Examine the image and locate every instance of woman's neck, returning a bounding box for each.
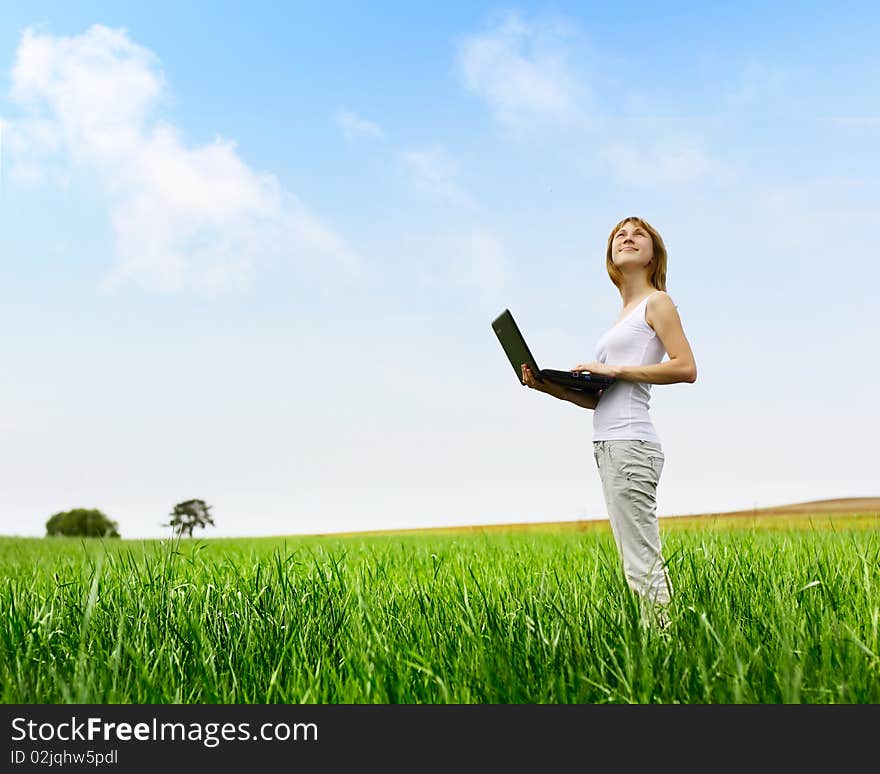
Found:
[618,276,656,307]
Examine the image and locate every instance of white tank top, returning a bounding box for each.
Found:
[592,291,667,442]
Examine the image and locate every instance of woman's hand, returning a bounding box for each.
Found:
[522,363,605,409]
[521,364,557,394]
[571,361,620,378]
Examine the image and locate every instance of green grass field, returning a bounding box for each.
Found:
[2,514,878,703]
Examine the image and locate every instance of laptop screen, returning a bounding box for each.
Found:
[492,308,615,391]
[491,308,541,382]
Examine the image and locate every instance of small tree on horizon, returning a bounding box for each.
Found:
[46,508,120,538]
[164,499,215,538]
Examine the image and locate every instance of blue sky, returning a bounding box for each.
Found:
[1,2,878,538]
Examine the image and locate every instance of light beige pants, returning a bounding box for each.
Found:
[593,439,671,606]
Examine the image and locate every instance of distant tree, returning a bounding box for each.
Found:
[46,508,120,538]
[165,499,215,538]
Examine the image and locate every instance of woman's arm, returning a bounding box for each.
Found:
[626,292,697,384]
[573,293,697,385]
[521,364,602,410]
[553,385,602,410]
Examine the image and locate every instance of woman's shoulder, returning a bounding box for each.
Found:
[645,290,678,329]
[647,289,677,308]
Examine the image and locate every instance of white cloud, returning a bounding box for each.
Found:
[335,108,385,140]
[455,12,740,191]
[600,139,732,187]
[404,227,512,311]
[400,145,474,207]
[456,11,584,134]
[724,59,789,106]
[1,115,64,186]
[7,25,364,293]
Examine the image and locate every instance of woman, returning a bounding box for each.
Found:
[521,216,697,615]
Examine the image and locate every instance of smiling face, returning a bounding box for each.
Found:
[611,220,654,269]
[604,215,668,291]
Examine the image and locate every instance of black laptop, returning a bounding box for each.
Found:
[491,308,616,393]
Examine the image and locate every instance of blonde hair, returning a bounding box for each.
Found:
[605,216,667,291]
